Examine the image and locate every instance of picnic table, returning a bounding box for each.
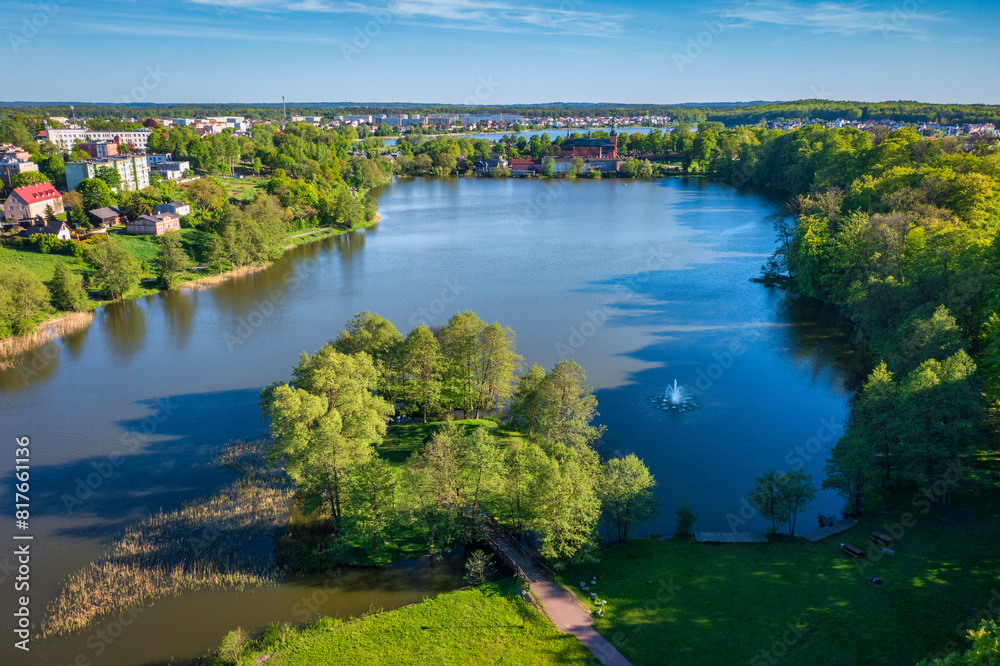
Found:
[868,532,894,547]
[840,543,865,559]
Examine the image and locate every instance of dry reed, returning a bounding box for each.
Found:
[0,311,94,370]
[181,264,270,291]
[42,440,292,637]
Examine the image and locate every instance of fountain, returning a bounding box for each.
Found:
[651,379,698,412]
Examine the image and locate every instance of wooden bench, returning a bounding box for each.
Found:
[868,532,894,547]
[840,543,864,559]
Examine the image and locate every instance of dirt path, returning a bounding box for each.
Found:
[487,525,631,666]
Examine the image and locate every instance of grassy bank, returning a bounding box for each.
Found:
[557,491,1000,665]
[42,441,292,637]
[207,578,596,666]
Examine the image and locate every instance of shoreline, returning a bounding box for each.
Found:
[0,218,378,369]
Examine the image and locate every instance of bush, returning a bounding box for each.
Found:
[464,550,497,586]
[216,627,249,663]
[675,504,697,537]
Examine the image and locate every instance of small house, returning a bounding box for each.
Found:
[155,200,191,216]
[87,206,126,228]
[16,218,73,241]
[126,212,180,236]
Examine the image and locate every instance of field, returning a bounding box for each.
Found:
[0,245,81,282]
[557,492,1000,665]
[210,578,596,666]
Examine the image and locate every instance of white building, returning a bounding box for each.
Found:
[66,155,151,192]
[45,128,153,152]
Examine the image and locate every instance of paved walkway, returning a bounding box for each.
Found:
[487,526,631,666]
[801,519,857,542]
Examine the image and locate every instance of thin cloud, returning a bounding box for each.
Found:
[718,0,943,36]
[183,0,628,37]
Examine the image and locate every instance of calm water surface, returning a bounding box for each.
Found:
[0,177,862,664]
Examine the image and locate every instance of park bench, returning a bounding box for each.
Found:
[840,543,864,559]
[868,532,894,547]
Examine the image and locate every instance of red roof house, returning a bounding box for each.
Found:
[4,182,64,223]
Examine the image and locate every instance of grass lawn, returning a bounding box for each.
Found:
[213,175,265,201]
[0,246,82,282]
[216,579,596,666]
[558,492,1000,666]
[378,418,515,465]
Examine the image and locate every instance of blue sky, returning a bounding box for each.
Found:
[2,0,998,104]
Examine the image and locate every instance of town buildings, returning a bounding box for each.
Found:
[79,141,120,159]
[0,144,39,192]
[2,183,64,223]
[66,155,151,192]
[44,128,153,152]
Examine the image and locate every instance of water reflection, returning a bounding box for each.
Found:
[103,299,147,359]
[0,341,59,391]
[161,289,195,346]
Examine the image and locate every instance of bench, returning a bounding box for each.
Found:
[868,532,894,547]
[840,543,864,559]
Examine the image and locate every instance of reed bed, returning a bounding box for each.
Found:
[42,440,292,637]
[181,264,270,291]
[0,311,93,369]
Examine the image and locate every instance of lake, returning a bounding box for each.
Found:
[0,176,862,664]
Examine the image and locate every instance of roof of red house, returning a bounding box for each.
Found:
[12,182,61,203]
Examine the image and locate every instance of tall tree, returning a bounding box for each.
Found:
[261,346,393,534]
[50,263,88,312]
[440,311,485,415]
[536,360,605,451]
[333,311,403,398]
[344,457,396,557]
[510,364,546,435]
[748,469,787,535]
[598,454,661,543]
[777,468,816,536]
[475,322,521,417]
[155,234,194,289]
[86,237,141,300]
[401,325,444,423]
[0,267,50,336]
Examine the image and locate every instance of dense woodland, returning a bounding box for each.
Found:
[261,311,661,567]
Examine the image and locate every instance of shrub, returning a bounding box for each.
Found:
[675,504,697,537]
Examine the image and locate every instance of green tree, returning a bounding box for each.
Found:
[475,322,521,417]
[533,449,600,561]
[333,311,403,398]
[11,171,50,188]
[155,234,194,289]
[776,468,816,536]
[261,346,393,534]
[76,178,116,210]
[823,431,883,515]
[50,263,88,312]
[920,620,1000,665]
[440,311,486,414]
[748,469,787,535]
[510,364,546,435]
[86,236,141,300]
[463,550,496,585]
[0,267,50,336]
[675,503,697,537]
[344,457,396,557]
[598,454,661,543]
[536,360,605,451]
[401,325,444,423]
[95,165,122,190]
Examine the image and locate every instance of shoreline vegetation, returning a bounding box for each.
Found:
[0,310,92,370]
[0,215,376,368]
[41,440,292,637]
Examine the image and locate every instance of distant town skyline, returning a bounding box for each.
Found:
[3,0,999,105]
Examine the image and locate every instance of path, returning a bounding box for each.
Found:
[695,531,768,543]
[801,519,857,542]
[486,525,631,666]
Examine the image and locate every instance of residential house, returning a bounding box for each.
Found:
[16,218,73,240]
[146,153,173,168]
[0,143,39,191]
[66,155,150,193]
[126,212,180,235]
[3,183,64,223]
[155,201,191,216]
[474,157,509,175]
[508,158,540,176]
[87,206,126,228]
[151,161,191,181]
[560,134,618,159]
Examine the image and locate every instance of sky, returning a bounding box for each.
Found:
[2,0,999,105]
